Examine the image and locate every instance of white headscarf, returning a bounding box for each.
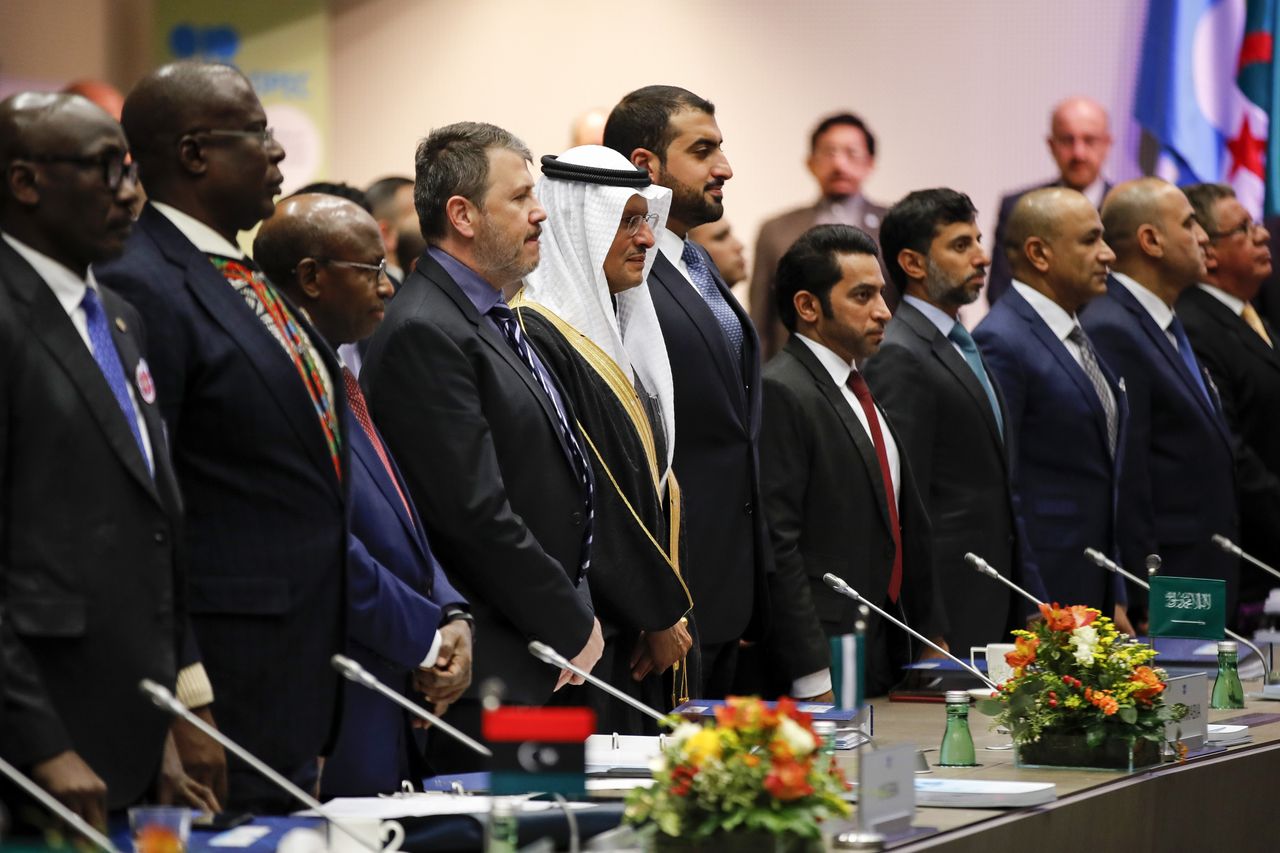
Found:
[523,145,676,477]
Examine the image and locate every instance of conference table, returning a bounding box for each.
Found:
[852,685,1280,852]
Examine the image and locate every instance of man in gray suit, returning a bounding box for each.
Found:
[750,113,890,360]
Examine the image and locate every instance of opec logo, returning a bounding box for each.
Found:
[168,23,240,61]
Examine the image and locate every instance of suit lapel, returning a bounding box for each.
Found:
[350,421,429,560]
[1194,288,1280,374]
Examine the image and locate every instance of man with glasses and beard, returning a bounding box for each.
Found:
[863,189,1045,660]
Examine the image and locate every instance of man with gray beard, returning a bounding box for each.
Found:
[862,189,1046,660]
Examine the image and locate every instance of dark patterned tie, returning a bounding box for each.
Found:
[681,240,743,363]
[948,321,1004,439]
[846,370,902,602]
[490,302,593,579]
[1067,324,1118,457]
[82,288,151,475]
[342,367,413,520]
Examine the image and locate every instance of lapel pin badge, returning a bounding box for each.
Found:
[135,358,157,405]
[115,316,127,333]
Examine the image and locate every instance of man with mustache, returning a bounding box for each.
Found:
[863,188,1046,659]
[96,61,346,812]
[361,123,602,772]
[973,188,1133,631]
[760,225,944,700]
[988,97,1114,304]
[606,87,772,698]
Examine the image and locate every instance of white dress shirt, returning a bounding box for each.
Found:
[1012,280,1086,368]
[1197,282,1246,315]
[657,226,696,289]
[1112,271,1178,349]
[2,232,154,470]
[789,333,902,698]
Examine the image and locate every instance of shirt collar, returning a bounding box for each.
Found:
[1,231,99,315]
[795,332,854,385]
[903,293,961,337]
[1196,282,1246,315]
[1011,280,1078,341]
[151,201,245,259]
[657,226,686,269]
[1112,270,1174,331]
[428,245,504,315]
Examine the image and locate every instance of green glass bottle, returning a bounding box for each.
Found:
[937,690,977,766]
[485,797,519,852]
[1210,640,1245,710]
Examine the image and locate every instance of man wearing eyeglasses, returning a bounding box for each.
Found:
[988,97,1114,305]
[1179,183,1280,616]
[0,92,217,826]
[96,61,348,813]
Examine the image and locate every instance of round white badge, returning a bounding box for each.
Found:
[135,358,157,405]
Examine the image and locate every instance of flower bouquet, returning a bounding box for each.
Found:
[977,603,1187,770]
[623,697,851,851]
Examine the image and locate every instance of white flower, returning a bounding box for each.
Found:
[669,721,701,748]
[777,715,817,756]
[1070,625,1099,665]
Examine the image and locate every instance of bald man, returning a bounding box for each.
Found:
[254,195,471,796]
[0,93,215,825]
[1079,178,1239,625]
[973,189,1132,629]
[989,97,1114,304]
[96,61,348,811]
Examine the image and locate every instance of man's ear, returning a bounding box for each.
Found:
[445,195,478,240]
[5,162,40,206]
[896,248,928,284]
[296,258,322,299]
[1136,223,1162,259]
[176,134,209,177]
[794,290,822,324]
[1024,236,1052,274]
[630,149,662,184]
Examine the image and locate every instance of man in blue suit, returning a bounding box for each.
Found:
[255,194,472,796]
[973,188,1132,630]
[1080,178,1240,625]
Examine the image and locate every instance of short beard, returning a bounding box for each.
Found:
[657,166,723,230]
[924,256,980,308]
[474,215,538,285]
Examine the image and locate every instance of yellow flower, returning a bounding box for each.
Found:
[683,727,722,765]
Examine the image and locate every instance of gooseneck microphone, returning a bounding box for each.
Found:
[138,680,382,852]
[821,574,997,691]
[0,755,119,852]
[964,553,1045,607]
[1213,534,1280,582]
[330,654,491,757]
[527,640,670,725]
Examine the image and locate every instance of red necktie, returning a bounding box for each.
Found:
[846,370,903,602]
[342,367,413,520]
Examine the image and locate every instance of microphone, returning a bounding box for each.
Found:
[821,574,997,690]
[1213,534,1280,583]
[527,640,669,725]
[1145,554,1162,579]
[964,553,1044,607]
[0,755,119,852]
[330,655,491,757]
[1083,548,1270,676]
[138,680,381,852]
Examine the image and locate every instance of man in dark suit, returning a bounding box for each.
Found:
[0,93,216,825]
[1080,178,1239,623]
[973,188,1133,629]
[988,97,1114,305]
[751,113,892,360]
[605,86,771,697]
[761,224,944,699]
[863,188,1046,655]
[254,194,472,795]
[95,62,347,812]
[1179,183,1277,610]
[361,122,602,772]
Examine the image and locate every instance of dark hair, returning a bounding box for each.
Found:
[1181,182,1235,235]
[878,188,977,291]
[365,175,412,219]
[810,112,876,157]
[414,122,530,242]
[603,85,715,164]
[291,181,371,212]
[775,224,880,331]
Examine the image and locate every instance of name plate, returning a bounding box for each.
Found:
[1164,673,1208,750]
[858,743,915,833]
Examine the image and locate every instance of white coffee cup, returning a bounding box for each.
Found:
[329,818,404,853]
[970,643,1017,685]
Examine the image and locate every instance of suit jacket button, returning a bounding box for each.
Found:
[744,502,753,515]
[571,512,583,525]
[154,530,166,544]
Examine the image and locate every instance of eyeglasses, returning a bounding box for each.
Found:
[192,127,277,146]
[26,154,138,191]
[1208,218,1257,240]
[319,257,388,280]
[621,213,659,236]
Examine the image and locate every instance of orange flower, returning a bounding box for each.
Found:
[1085,687,1119,716]
[1130,666,1165,704]
[744,754,761,768]
[763,757,814,801]
[1038,603,1099,632]
[1006,635,1039,670]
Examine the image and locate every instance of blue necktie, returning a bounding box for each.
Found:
[947,321,1004,439]
[82,288,151,474]
[1169,314,1211,404]
[681,240,743,363]
[490,302,593,579]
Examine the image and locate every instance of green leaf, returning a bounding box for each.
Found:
[975,697,1004,716]
[1118,707,1137,725]
[1086,725,1107,748]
